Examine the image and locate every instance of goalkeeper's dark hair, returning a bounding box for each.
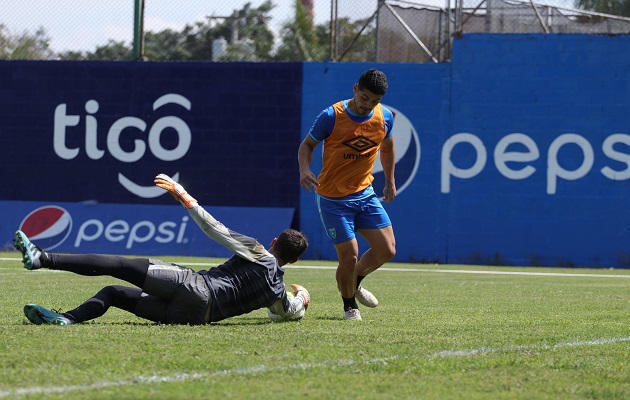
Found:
[357,69,388,95]
[275,229,308,263]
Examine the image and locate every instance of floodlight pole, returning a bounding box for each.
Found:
[133,0,145,60]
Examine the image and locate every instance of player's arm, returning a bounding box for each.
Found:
[380,137,397,202]
[298,108,335,192]
[268,284,311,321]
[298,136,320,192]
[154,174,267,262]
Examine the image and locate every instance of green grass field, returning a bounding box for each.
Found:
[1,250,629,399]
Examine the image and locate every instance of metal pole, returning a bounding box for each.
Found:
[376,0,383,62]
[329,0,335,60]
[132,0,145,60]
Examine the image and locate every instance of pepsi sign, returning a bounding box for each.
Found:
[19,206,73,250]
[2,200,295,257]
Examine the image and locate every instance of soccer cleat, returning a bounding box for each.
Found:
[13,230,43,270]
[344,308,362,321]
[24,304,72,325]
[355,285,378,308]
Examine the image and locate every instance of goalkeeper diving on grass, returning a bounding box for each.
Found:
[14,173,311,325]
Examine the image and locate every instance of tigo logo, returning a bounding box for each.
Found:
[18,206,73,250]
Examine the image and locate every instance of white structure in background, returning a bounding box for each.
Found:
[212,37,227,61]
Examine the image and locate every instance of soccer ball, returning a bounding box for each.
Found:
[268,291,305,322]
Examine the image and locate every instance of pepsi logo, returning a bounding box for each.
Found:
[19,206,73,250]
[372,105,421,197]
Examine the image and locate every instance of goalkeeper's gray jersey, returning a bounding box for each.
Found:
[188,205,288,322]
[199,254,286,322]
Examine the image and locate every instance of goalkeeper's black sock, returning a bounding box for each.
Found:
[356,275,365,288]
[39,250,50,268]
[342,296,358,311]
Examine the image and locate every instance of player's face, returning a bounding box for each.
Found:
[352,84,384,116]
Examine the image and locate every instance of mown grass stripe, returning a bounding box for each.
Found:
[2,335,628,398]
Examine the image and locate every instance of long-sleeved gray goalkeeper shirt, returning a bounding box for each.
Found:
[187,205,304,322]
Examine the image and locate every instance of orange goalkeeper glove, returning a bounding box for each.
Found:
[154,173,198,209]
[291,284,310,310]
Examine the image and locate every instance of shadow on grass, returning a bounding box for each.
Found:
[19,315,343,326]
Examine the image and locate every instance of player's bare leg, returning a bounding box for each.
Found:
[335,239,359,297]
[334,238,361,320]
[354,226,396,307]
[356,226,396,276]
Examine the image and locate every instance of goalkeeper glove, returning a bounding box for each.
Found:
[290,284,310,309]
[154,173,198,209]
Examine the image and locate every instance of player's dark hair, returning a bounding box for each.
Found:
[357,69,388,95]
[275,229,308,263]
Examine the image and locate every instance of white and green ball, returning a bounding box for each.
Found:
[268,292,305,322]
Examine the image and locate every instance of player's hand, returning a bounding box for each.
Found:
[291,284,310,309]
[154,173,198,209]
[299,169,319,192]
[383,182,397,202]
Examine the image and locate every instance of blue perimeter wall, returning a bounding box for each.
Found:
[1,34,629,267]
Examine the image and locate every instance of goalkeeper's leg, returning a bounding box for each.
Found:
[62,285,144,323]
[45,253,150,288]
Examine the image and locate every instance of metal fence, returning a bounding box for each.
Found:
[2,0,630,62]
[375,0,630,62]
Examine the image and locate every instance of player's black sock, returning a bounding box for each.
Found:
[342,296,358,311]
[356,275,365,288]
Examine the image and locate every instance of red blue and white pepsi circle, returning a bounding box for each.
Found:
[19,206,73,250]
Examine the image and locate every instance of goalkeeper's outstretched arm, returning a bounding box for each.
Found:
[154,173,268,262]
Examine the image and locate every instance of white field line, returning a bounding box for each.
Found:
[1,335,629,398]
[2,258,630,278]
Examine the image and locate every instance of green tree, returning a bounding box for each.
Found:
[61,1,276,61]
[219,1,276,61]
[574,0,630,17]
[331,17,376,62]
[274,5,376,62]
[274,0,326,61]
[0,24,53,60]
[58,40,132,61]
[144,29,190,61]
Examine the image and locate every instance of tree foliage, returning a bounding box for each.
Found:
[574,0,630,17]
[5,1,376,62]
[275,0,326,61]
[0,24,53,60]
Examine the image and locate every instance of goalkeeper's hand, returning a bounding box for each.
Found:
[290,284,310,310]
[154,173,198,209]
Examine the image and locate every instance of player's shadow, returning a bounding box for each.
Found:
[20,318,279,326]
[315,316,345,321]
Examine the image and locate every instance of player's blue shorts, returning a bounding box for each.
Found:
[316,185,391,245]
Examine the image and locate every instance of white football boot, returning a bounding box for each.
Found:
[355,285,378,308]
[344,308,362,321]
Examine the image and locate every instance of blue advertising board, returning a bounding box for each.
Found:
[0,61,303,208]
[1,34,629,267]
[0,200,294,258]
[299,35,630,268]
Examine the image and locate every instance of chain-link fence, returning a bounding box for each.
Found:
[2,0,629,62]
[375,0,630,62]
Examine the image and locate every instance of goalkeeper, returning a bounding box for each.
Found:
[14,173,310,326]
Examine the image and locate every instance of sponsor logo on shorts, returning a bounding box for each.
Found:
[327,228,337,240]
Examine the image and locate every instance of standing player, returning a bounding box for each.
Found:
[298,69,396,321]
[15,174,310,325]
